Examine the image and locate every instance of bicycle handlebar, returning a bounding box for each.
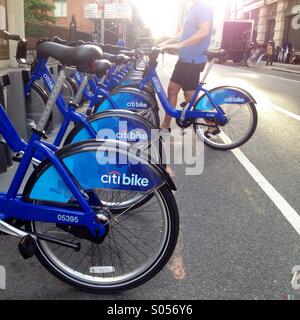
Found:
[0,30,21,41]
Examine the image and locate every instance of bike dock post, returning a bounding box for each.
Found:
[6,70,28,141]
[0,74,13,173]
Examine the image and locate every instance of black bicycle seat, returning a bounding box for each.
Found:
[119,50,135,58]
[102,53,131,65]
[94,59,112,77]
[37,42,103,67]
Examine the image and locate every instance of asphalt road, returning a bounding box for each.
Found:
[0,55,300,300]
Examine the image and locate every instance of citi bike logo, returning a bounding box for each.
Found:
[116,130,148,141]
[101,171,150,187]
[43,73,54,90]
[0,266,6,290]
[152,77,162,93]
[126,101,147,109]
[224,97,245,103]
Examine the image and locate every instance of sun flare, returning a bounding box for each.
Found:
[131,0,180,39]
[131,0,226,39]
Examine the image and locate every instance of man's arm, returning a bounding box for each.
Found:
[157,28,183,47]
[161,21,211,50]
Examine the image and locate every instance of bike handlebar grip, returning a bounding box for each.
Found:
[0,30,21,41]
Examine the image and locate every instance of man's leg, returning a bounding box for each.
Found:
[184,90,216,134]
[161,81,182,129]
[183,90,195,104]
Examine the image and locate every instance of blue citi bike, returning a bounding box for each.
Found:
[0,34,180,292]
[0,31,162,165]
[5,28,258,154]
[63,45,258,151]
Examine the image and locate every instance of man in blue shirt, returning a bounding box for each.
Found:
[159,0,213,131]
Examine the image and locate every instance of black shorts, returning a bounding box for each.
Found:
[171,60,206,91]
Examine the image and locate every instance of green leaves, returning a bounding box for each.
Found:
[24,0,57,24]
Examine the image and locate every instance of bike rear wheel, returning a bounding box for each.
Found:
[27,185,179,293]
[194,102,258,151]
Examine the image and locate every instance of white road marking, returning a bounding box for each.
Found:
[234,148,300,236]
[260,100,300,122]
[220,133,300,236]
[160,58,300,235]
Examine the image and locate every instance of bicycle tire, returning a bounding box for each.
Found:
[193,101,258,151]
[26,184,179,293]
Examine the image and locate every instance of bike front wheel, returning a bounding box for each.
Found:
[26,185,179,293]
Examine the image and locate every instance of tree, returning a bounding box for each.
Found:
[24,0,56,24]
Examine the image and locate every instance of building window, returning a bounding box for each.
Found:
[54,0,67,18]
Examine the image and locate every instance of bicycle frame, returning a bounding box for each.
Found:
[73,71,119,112]
[72,57,227,126]
[24,59,98,146]
[138,63,227,124]
[0,104,104,237]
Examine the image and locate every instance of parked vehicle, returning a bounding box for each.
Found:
[209,20,255,64]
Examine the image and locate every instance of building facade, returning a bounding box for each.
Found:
[52,0,132,45]
[0,0,25,69]
[227,0,300,49]
[53,0,96,34]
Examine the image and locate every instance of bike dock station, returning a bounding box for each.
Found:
[0,0,299,302]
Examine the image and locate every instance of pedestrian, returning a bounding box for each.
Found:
[158,0,215,136]
[266,41,274,66]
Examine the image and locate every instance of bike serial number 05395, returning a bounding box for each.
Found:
[57,214,79,224]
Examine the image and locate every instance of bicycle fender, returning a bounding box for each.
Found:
[64,110,162,164]
[96,87,157,112]
[195,86,257,111]
[22,140,170,205]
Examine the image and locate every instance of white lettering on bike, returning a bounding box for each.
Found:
[43,74,55,90]
[126,101,147,108]
[224,97,245,103]
[57,215,79,224]
[116,131,148,140]
[89,266,116,274]
[101,172,150,187]
[152,77,162,93]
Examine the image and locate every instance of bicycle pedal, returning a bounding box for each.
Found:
[18,235,37,260]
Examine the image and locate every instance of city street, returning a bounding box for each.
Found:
[0,54,299,300]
